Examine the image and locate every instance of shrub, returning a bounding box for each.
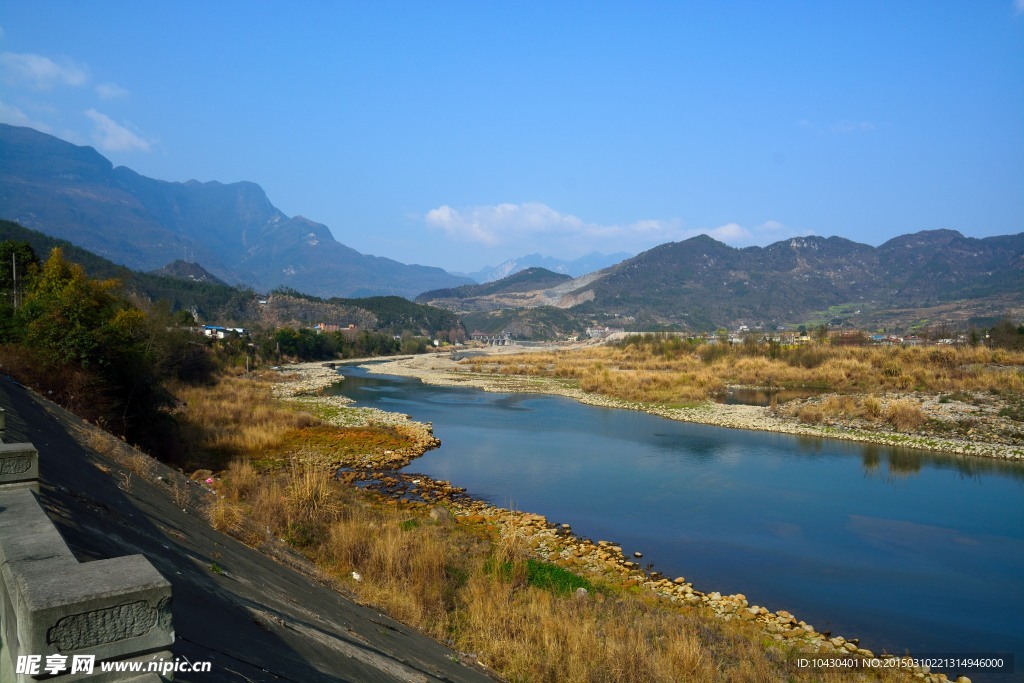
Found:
[860,395,882,419]
[797,406,824,424]
[821,395,856,417]
[881,361,902,378]
[885,399,925,432]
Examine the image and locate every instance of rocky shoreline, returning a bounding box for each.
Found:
[272,358,987,683]
[351,470,948,679]
[271,361,439,468]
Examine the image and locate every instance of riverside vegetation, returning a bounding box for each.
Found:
[179,365,959,683]
[454,334,1024,459]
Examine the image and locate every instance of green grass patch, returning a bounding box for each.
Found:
[277,425,412,458]
[485,558,592,595]
[659,401,706,410]
[525,559,592,595]
[305,402,343,421]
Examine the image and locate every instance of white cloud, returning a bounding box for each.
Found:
[703,223,753,242]
[84,109,151,152]
[424,202,685,256]
[424,203,818,258]
[95,82,129,100]
[0,51,88,90]
[1016,0,1024,15]
[683,220,812,248]
[423,203,824,263]
[0,99,51,131]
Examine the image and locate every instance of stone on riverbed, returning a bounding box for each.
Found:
[429,505,454,524]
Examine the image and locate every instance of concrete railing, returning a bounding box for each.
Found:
[0,444,38,492]
[0,440,173,682]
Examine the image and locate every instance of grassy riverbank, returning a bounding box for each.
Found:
[166,366,939,683]
[472,337,1024,399]
[364,343,1024,460]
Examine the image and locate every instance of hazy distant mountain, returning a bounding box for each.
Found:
[416,267,573,312]
[465,252,631,283]
[0,124,471,298]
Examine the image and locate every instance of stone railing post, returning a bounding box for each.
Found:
[0,443,38,492]
[0,442,174,682]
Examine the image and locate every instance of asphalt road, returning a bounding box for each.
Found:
[0,376,496,683]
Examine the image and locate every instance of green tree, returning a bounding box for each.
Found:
[0,240,40,318]
[18,248,127,368]
[989,317,1024,350]
[400,332,428,354]
[16,248,180,432]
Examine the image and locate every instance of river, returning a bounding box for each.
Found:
[331,366,1024,682]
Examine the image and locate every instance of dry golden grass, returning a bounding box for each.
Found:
[468,342,1024,405]
[72,421,157,478]
[220,465,904,682]
[821,394,858,417]
[795,393,928,431]
[455,573,722,683]
[171,375,320,465]
[797,405,824,424]
[207,455,342,547]
[861,395,883,419]
[885,399,927,432]
[322,510,457,628]
[170,480,190,509]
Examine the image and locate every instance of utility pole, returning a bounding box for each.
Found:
[11,252,17,310]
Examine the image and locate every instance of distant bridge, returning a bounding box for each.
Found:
[470,332,513,347]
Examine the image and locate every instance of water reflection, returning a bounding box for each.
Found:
[857,443,1024,482]
[862,443,882,473]
[716,387,823,406]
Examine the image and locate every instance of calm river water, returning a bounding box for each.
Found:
[332,366,1024,681]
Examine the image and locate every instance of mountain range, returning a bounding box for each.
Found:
[462,252,631,283]
[2,123,1022,333]
[0,218,463,337]
[420,232,1024,332]
[0,124,471,299]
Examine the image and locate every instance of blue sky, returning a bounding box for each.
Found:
[1,2,1022,272]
